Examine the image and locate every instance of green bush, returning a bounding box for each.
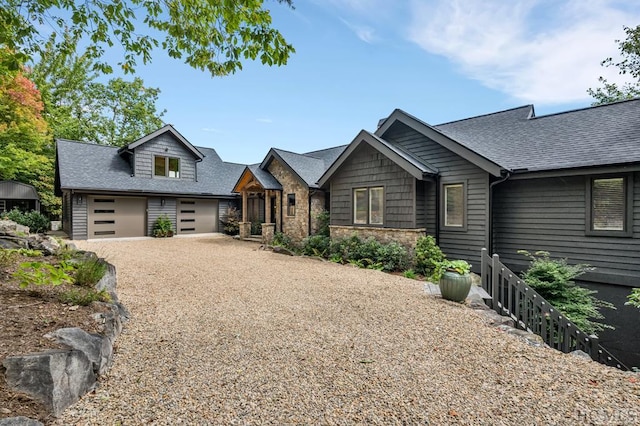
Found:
[403,269,417,279]
[272,232,293,249]
[327,235,408,272]
[518,250,615,335]
[414,235,445,276]
[221,206,240,235]
[302,235,331,257]
[4,208,50,234]
[315,209,330,237]
[13,261,75,288]
[59,288,111,306]
[0,249,19,268]
[250,221,263,235]
[626,288,640,308]
[73,257,107,287]
[152,214,173,237]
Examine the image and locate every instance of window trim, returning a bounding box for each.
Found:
[585,174,633,237]
[286,193,296,217]
[352,186,384,226]
[440,181,467,232]
[153,155,180,179]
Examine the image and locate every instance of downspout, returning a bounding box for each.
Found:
[488,171,511,254]
[195,157,203,182]
[435,176,440,245]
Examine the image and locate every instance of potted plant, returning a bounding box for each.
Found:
[431,259,472,302]
[152,215,174,238]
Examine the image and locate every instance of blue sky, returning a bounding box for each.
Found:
[130,0,640,164]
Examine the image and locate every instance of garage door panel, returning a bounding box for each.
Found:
[177,199,217,234]
[88,197,146,238]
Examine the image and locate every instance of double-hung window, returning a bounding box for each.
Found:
[154,156,180,178]
[353,187,384,225]
[586,175,632,237]
[442,182,466,230]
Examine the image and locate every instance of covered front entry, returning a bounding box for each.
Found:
[232,167,282,242]
[87,196,146,238]
[176,198,218,234]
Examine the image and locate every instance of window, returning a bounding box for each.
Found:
[287,194,296,216]
[442,183,465,229]
[587,175,632,237]
[154,156,180,178]
[353,187,384,225]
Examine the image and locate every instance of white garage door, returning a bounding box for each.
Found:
[176,199,218,234]
[87,197,146,238]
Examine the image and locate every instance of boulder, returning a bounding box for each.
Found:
[272,246,294,256]
[0,220,29,235]
[26,235,61,256]
[0,238,24,249]
[0,417,44,426]
[3,350,96,417]
[481,310,515,328]
[44,328,112,375]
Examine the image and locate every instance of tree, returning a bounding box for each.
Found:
[588,25,640,104]
[0,0,295,77]
[0,53,60,218]
[30,35,165,145]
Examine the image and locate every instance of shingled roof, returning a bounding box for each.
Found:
[260,145,347,188]
[56,139,244,197]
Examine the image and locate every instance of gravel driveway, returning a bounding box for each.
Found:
[55,236,639,425]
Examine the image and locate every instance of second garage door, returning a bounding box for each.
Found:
[176,199,218,234]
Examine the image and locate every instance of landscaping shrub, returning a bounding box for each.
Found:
[73,257,107,287]
[327,235,408,272]
[152,214,173,237]
[272,232,294,250]
[4,208,50,234]
[0,249,19,268]
[220,206,240,235]
[518,250,615,335]
[627,288,640,308]
[302,235,331,257]
[414,235,445,276]
[315,209,330,237]
[250,221,262,235]
[59,287,111,306]
[13,261,75,288]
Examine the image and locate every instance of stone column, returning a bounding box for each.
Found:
[261,223,275,245]
[239,222,251,239]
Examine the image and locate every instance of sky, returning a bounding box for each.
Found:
[126,0,640,164]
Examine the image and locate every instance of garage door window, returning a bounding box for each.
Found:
[154,156,180,178]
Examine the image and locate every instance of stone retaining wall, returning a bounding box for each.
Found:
[330,225,427,251]
[2,259,128,422]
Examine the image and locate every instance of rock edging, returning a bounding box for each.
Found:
[1,259,128,423]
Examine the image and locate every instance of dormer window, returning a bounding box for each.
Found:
[154,156,180,178]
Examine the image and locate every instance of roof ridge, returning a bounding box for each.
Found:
[57,139,118,149]
[435,105,534,126]
[303,144,349,156]
[530,97,640,120]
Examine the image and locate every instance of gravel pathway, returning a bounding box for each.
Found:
[54,236,639,425]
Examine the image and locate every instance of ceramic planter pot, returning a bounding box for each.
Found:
[439,271,472,302]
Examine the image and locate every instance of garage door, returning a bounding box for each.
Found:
[87,197,146,238]
[176,199,218,234]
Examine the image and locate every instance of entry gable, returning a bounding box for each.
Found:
[233,165,282,193]
[376,109,504,177]
[317,129,438,188]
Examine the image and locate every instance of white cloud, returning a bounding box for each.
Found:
[256,118,273,123]
[406,0,640,104]
[340,18,376,43]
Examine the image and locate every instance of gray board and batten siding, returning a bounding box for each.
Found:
[493,173,640,286]
[329,143,419,229]
[147,197,178,236]
[133,133,197,180]
[381,121,490,268]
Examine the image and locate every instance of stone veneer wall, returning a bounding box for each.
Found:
[309,193,326,235]
[267,159,309,242]
[330,225,427,251]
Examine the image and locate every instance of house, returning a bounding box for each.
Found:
[55,124,346,242]
[318,99,640,287]
[0,181,41,214]
[232,146,345,241]
[55,125,245,239]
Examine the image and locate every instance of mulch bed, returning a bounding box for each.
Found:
[0,254,109,424]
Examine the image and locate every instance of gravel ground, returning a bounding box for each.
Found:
[53,236,639,425]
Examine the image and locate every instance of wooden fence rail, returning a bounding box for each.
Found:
[480,249,628,371]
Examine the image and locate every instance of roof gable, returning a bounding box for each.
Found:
[317,130,438,187]
[376,109,504,177]
[120,125,205,160]
[232,165,282,193]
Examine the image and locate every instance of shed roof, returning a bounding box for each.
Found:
[56,139,244,197]
[0,181,40,200]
